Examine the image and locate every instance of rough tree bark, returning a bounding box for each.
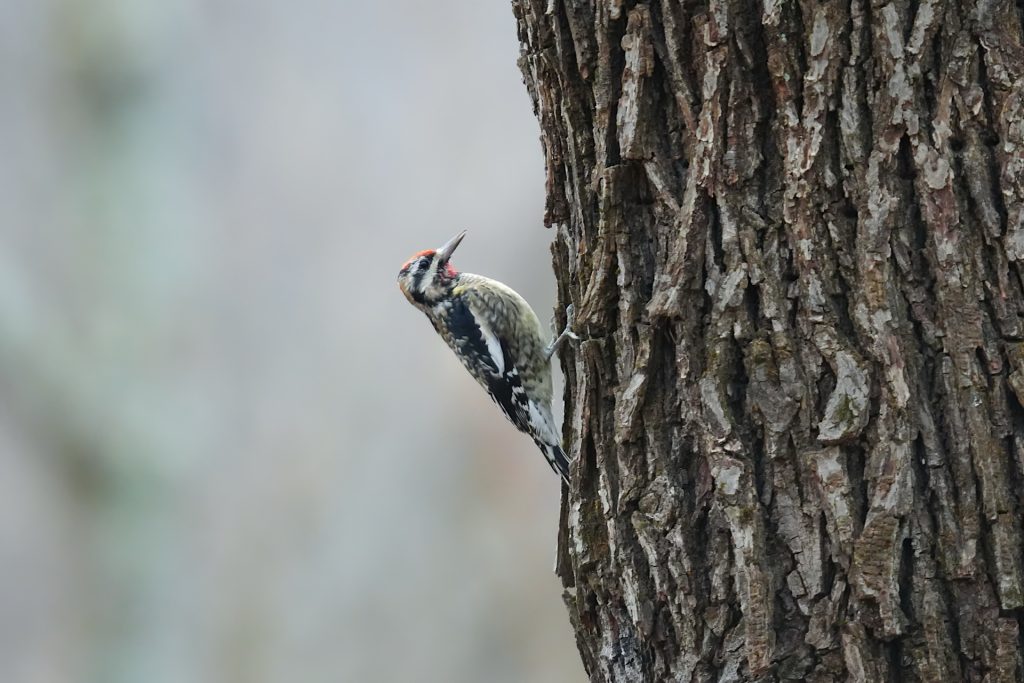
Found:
[512,1,1024,681]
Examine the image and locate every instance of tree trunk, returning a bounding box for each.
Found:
[512,1,1024,680]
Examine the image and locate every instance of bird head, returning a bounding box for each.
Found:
[397,230,466,307]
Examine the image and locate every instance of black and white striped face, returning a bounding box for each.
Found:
[397,231,466,308]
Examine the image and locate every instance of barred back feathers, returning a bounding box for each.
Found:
[397,231,570,482]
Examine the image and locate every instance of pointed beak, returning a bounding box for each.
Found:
[436,230,467,264]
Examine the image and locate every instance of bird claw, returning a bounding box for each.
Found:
[545,304,579,361]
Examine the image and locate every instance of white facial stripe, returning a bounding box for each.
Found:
[407,256,438,300]
[422,260,439,299]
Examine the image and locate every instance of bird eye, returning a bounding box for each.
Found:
[417,258,430,271]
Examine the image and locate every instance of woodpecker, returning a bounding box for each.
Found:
[397,230,576,482]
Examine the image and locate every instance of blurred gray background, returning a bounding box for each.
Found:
[0,1,584,681]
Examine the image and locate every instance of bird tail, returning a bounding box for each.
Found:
[538,441,571,483]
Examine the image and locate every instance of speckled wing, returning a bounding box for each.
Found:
[456,275,552,404]
[442,294,533,435]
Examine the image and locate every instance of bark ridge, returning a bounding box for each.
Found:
[513,0,1024,680]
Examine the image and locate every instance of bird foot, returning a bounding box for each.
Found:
[545,304,580,361]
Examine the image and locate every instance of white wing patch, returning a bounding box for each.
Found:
[471,305,505,376]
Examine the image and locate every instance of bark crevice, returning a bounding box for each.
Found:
[513,0,1024,679]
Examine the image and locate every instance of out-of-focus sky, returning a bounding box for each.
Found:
[0,1,583,682]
